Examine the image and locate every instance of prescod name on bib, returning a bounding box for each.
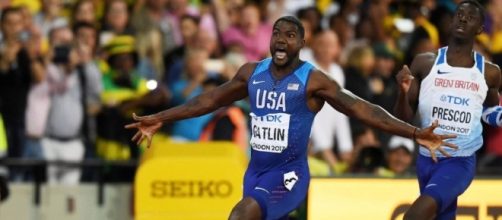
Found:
[250,113,290,153]
[431,95,474,135]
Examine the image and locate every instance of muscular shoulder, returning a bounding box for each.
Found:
[484,61,502,90]
[410,52,436,79]
[307,68,342,94]
[233,62,258,83]
[308,68,334,86]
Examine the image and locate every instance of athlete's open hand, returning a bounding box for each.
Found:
[396,65,414,93]
[415,120,458,162]
[124,113,163,148]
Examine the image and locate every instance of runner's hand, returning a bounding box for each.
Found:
[415,120,458,162]
[124,113,162,148]
[396,65,414,93]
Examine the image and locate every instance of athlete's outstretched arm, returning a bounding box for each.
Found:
[393,53,434,122]
[125,63,255,147]
[309,70,456,162]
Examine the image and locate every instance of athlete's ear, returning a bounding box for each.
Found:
[300,39,305,48]
[476,24,484,35]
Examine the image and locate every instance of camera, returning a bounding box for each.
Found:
[52,45,72,64]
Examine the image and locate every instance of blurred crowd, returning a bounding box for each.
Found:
[0,0,502,187]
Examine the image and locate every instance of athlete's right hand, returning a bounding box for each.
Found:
[414,120,458,163]
[396,65,414,93]
[124,113,163,148]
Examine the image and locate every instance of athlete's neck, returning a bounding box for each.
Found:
[271,57,302,79]
[446,39,475,68]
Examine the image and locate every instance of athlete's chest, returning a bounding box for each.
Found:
[248,73,306,113]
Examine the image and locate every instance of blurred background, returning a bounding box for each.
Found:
[0,0,501,219]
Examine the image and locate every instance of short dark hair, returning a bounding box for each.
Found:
[0,7,21,24]
[458,0,485,24]
[273,16,305,39]
[72,21,96,34]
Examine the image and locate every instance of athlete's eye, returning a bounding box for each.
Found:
[288,34,295,38]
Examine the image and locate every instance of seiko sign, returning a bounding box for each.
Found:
[151,180,233,198]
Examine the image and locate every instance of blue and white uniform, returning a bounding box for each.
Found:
[416,47,487,219]
[244,58,315,220]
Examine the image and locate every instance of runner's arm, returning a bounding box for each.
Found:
[137,63,254,124]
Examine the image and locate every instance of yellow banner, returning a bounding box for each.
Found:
[135,141,247,220]
[308,178,502,220]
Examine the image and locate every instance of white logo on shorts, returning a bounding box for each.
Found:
[283,171,298,191]
[425,183,437,188]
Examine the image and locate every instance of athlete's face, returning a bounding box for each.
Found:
[270,21,305,67]
[451,3,483,40]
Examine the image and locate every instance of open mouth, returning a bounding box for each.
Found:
[274,48,287,60]
[456,25,466,32]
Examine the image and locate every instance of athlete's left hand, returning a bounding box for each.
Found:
[124,113,163,148]
[415,120,458,163]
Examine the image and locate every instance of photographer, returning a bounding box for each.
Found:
[0,7,45,180]
[41,25,102,185]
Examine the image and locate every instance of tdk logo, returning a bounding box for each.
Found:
[440,95,469,106]
[252,115,283,123]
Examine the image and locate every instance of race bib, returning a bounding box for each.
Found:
[249,113,290,153]
[430,94,475,135]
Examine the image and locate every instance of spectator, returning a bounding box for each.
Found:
[97,35,168,164]
[344,45,376,134]
[297,6,323,34]
[163,15,200,86]
[131,0,176,53]
[42,25,102,185]
[72,21,102,149]
[101,0,134,36]
[199,75,248,152]
[33,0,68,38]
[402,0,439,64]
[371,42,399,145]
[350,125,381,166]
[378,135,415,177]
[169,48,213,141]
[71,0,96,25]
[350,147,385,174]
[0,7,45,180]
[329,0,363,47]
[298,19,314,61]
[221,3,272,62]
[308,30,353,173]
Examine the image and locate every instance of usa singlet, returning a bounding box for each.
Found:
[243,58,315,220]
[417,47,488,157]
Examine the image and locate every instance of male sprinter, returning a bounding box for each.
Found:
[127,16,455,220]
[394,1,502,219]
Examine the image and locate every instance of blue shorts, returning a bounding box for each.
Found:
[416,154,476,219]
[243,165,309,220]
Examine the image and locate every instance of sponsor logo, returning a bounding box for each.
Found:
[283,171,298,191]
[440,95,470,106]
[425,183,437,188]
[437,70,451,74]
[151,180,232,198]
[252,80,266,85]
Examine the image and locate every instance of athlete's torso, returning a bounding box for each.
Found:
[418,47,488,157]
[247,58,316,171]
